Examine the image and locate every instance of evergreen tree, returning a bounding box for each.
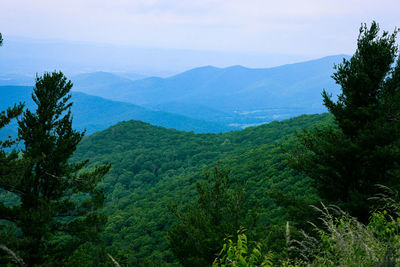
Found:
[0,71,111,266]
[167,166,257,267]
[0,95,25,265]
[289,22,400,221]
[0,32,22,149]
[0,32,25,265]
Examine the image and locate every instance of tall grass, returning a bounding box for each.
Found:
[288,185,400,267]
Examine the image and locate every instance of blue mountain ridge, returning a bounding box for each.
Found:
[0,85,238,142]
[71,54,349,125]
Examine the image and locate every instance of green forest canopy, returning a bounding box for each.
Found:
[70,113,330,265]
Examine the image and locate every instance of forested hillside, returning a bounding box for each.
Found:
[0,85,237,141]
[71,113,330,265]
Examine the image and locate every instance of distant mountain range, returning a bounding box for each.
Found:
[1,54,349,133]
[0,85,238,142]
[70,55,349,126]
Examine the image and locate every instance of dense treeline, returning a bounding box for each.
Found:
[71,113,329,265]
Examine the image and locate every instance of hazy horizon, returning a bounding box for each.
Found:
[0,35,350,77]
[1,0,398,77]
[2,0,399,54]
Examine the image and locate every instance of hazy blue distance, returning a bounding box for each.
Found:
[0,36,314,77]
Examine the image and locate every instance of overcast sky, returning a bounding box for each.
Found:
[1,0,399,59]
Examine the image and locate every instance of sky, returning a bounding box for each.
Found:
[0,0,399,74]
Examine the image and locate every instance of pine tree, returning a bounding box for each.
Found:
[0,71,110,266]
[0,32,25,265]
[167,166,257,267]
[289,22,400,221]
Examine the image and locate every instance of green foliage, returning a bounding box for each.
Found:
[64,242,115,267]
[0,58,25,266]
[0,103,24,148]
[289,22,400,221]
[167,166,257,266]
[212,203,400,266]
[213,183,400,266]
[0,72,110,266]
[291,205,400,266]
[213,228,273,267]
[71,113,328,265]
